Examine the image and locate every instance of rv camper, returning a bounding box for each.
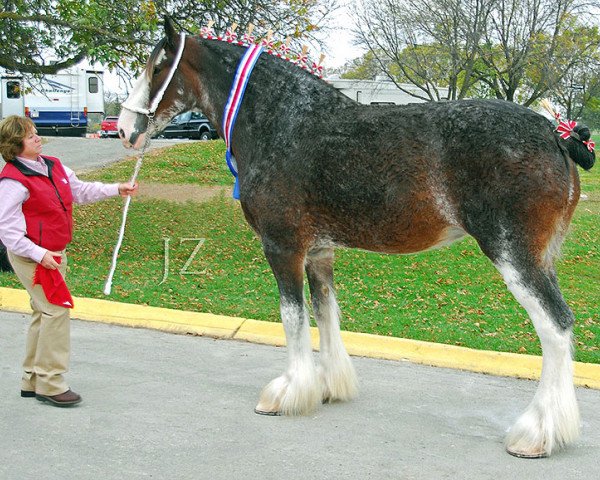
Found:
[0,69,105,136]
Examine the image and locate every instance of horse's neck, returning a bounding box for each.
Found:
[194,39,353,138]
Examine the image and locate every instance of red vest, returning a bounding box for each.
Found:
[0,156,73,251]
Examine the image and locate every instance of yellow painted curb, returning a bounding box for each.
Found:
[2,286,599,389]
[0,287,244,339]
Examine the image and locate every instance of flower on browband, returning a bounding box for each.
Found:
[260,31,275,52]
[278,39,292,58]
[311,54,325,78]
[295,46,309,68]
[200,26,214,39]
[242,33,255,45]
[225,28,238,43]
[200,20,215,39]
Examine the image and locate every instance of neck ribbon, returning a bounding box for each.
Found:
[222,43,263,199]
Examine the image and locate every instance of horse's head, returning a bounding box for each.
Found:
[118,18,196,149]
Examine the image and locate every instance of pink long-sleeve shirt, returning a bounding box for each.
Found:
[0,156,119,263]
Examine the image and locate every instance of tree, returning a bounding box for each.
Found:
[581,96,600,129]
[0,0,338,76]
[354,0,492,100]
[478,1,600,106]
[338,50,381,79]
[0,1,159,74]
[353,0,600,105]
[103,91,124,116]
[551,60,600,120]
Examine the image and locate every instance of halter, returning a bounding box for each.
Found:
[222,43,264,199]
[122,32,187,117]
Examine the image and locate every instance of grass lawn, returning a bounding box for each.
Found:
[1,140,598,362]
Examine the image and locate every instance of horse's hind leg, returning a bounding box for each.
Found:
[254,244,321,416]
[494,256,580,458]
[306,248,358,403]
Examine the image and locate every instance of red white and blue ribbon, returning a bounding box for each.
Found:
[222,43,264,199]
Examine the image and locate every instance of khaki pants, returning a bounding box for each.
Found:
[8,251,70,396]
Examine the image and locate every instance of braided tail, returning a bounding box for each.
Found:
[564,126,595,171]
[540,99,595,171]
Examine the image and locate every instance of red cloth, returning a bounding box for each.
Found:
[33,256,74,309]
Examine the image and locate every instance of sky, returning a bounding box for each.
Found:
[102,2,363,94]
[318,0,364,69]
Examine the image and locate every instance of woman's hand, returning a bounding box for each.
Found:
[118,182,139,197]
[40,250,62,269]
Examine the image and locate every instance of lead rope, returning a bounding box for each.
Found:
[103,32,187,296]
[103,119,153,295]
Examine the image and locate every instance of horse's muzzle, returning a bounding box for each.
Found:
[120,130,146,150]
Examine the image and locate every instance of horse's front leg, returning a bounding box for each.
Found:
[254,244,322,416]
[306,247,358,403]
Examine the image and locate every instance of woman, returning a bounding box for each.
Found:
[0,115,138,407]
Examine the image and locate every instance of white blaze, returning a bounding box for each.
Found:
[117,73,151,149]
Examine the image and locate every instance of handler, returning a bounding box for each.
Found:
[0,115,138,407]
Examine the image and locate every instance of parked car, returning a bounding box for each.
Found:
[100,116,119,138]
[154,111,218,140]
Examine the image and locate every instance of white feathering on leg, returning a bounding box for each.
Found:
[497,261,580,458]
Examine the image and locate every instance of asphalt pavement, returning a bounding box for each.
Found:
[1,310,600,479]
[41,136,188,173]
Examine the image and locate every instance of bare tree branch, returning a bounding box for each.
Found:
[350,0,600,107]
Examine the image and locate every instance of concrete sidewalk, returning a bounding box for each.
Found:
[1,310,600,479]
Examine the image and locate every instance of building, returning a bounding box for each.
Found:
[326,76,449,105]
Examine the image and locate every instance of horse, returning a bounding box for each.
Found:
[117,18,595,459]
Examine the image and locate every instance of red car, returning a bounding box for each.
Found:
[100,116,119,138]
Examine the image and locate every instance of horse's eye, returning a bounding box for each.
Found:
[153,66,161,76]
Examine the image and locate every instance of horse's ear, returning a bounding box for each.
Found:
[164,16,178,51]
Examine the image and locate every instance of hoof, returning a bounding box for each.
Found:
[506,447,548,459]
[256,372,321,416]
[317,356,358,404]
[254,407,281,416]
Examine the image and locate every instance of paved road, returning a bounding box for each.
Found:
[41,136,190,173]
[1,310,599,479]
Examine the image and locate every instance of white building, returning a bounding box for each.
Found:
[326,76,449,105]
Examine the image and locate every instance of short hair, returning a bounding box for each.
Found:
[0,115,36,162]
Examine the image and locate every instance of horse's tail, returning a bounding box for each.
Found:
[562,124,595,170]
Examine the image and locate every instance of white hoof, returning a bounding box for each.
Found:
[255,373,322,416]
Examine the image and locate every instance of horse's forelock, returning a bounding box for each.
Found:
[146,37,168,81]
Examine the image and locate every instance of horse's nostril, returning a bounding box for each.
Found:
[119,129,125,139]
